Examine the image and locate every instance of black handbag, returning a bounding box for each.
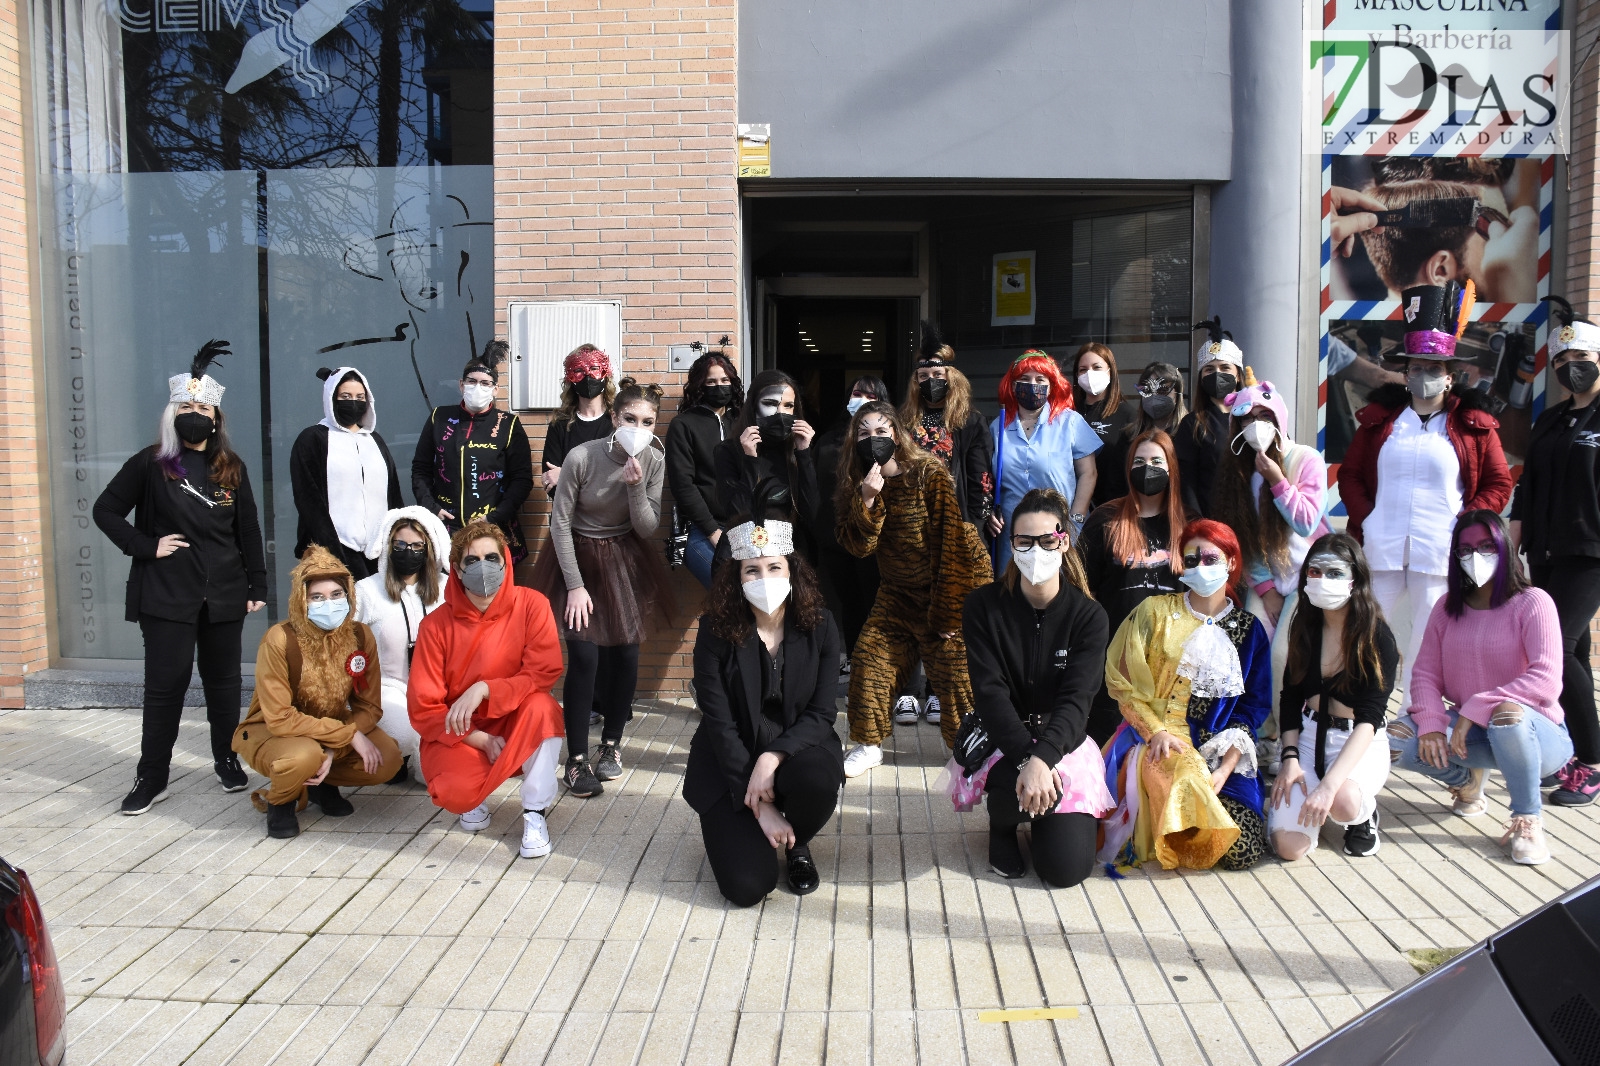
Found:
[952,711,996,777]
[666,504,689,568]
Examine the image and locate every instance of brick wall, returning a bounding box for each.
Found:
[0,0,47,708]
[495,0,739,695]
[1570,0,1600,665]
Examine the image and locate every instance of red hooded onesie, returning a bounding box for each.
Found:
[408,576,565,813]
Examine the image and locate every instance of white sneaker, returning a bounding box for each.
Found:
[924,695,942,724]
[843,744,883,778]
[839,657,851,679]
[1258,737,1281,776]
[1500,814,1550,865]
[519,810,552,858]
[459,803,491,833]
[893,696,921,725]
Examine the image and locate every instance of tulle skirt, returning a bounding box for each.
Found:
[531,530,671,647]
[936,735,1115,817]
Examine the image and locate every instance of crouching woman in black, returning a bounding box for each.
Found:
[684,505,845,906]
[957,488,1114,886]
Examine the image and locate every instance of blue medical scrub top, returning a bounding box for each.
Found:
[990,403,1102,569]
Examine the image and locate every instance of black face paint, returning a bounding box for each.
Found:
[332,398,369,426]
[1130,465,1170,497]
[1140,393,1176,421]
[1557,359,1600,395]
[701,384,732,408]
[1202,372,1237,400]
[573,376,607,399]
[855,435,896,469]
[918,377,949,404]
[174,412,215,444]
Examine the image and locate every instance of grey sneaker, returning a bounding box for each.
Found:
[594,741,623,781]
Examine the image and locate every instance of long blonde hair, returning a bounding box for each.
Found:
[900,364,973,433]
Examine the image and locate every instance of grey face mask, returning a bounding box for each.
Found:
[1407,371,1449,400]
[459,559,505,597]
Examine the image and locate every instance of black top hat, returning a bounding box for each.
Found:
[1400,281,1473,358]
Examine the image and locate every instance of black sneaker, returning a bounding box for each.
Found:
[989,828,1026,879]
[267,801,300,839]
[787,844,820,895]
[1343,809,1381,857]
[120,776,169,816]
[594,741,623,781]
[564,756,604,798]
[306,784,354,816]
[387,756,411,787]
[215,755,248,793]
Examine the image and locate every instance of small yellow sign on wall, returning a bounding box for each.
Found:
[737,123,771,177]
[992,250,1036,326]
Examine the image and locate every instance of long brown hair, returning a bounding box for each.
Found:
[383,518,443,606]
[1106,430,1186,569]
[1070,342,1124,416]
[901,364,973,433]
[552,343,616,427]
[1284,533,1391,689]
[706,551,826,644]
[1001,488,1094,598]
[1211,411,1291,574]
[831,400,939,518]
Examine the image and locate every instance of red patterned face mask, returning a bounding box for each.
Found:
[564,348,611,384]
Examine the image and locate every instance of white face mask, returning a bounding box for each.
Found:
[742,576,791,615]
[1238,420,1278,454]
[1461,551,1498,588]
[846,396,868,416]
[462,382,495,411]
[1077,369,1110,396]
[1013,545,1063,586]
[614,425,654,456]
[1303,576,1354,611]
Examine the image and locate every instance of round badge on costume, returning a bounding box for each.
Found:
[345,651,369,679]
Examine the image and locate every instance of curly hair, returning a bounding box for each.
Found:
[998,350,1074,426]
[706,550,826,644]
[682,351,744,411]
[552,343,616,427]
[450,519,508,572]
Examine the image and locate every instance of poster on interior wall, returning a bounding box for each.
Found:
[1312,0,1564,511]
[992,250,1036,326]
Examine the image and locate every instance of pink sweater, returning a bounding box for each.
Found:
[1407,587,1564,737]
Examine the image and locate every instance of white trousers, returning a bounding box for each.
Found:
[1267,717,1390,847]
[380,679,425,784]
[1369,568,1449,703]
[519,737,564,812]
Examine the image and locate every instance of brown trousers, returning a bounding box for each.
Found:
[846,586,973,749]
[244,728,402,809]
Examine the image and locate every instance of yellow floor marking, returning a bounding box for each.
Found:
[977,1007,1080,1023]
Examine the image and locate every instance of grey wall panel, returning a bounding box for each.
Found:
[738,0,1233,181]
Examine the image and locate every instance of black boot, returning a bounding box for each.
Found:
[387,756,411,786]
[989,827,1026,879]
[306,783,354,816]
[267,801,300,839]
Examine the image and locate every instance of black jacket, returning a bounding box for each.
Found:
[1173,404,1231,518]
[287,424,404,572]
[684,609,844,812]
[665,404,735,536]
[963,579,1109,769]
[1510,397,1600,563]
[714,437,819,536]
[93,447,269,624]
[923,409,994,525]
[410,405,534,537]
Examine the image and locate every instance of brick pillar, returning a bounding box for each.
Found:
[0,0,48,707]
[495,0,739,695]
[1569,0,1600,665]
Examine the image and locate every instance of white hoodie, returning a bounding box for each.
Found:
[354,507,450,686]
[320,366,391,555]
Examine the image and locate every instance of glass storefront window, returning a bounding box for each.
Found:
[32,0,492,659]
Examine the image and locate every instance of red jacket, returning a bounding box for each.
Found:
[1336,385,1513,544]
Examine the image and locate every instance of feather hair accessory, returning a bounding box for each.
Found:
[168,338,230,405]
[1193,316,1243,370]
[1453,279,1476,340]
[918,320,955,367]
[1545,295,1600,357]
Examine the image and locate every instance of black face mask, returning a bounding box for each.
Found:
[1202,372,1237,401]
[333,398,369,426]
[1130,465,1170,497]
[855,435,896,469]
[757,411,795,443]
[919,377,949,405]
[389,545,428,576]
[573,376,607,400]
[701,383,732,408]
[1140,393,1176,421]
[1012,381,1048,411]
[1557,359,1600,395]
[174,412,215,444]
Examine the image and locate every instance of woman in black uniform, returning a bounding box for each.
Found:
[665,349,743,588]
[93,341,268,815]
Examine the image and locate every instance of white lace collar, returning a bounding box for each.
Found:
[1175,593,1244,699]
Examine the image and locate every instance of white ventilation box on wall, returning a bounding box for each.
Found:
[507,300,623,410]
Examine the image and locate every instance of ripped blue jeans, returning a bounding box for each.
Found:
[1393,706,1573,817]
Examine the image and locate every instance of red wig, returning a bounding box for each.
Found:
[1179,518,1244,601]
[998,350,1074,426]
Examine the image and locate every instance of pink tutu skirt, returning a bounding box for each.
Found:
[938,735,1116,817]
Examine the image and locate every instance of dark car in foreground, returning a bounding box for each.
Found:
[1286,871,1600,1066]
[0,855,65,1066]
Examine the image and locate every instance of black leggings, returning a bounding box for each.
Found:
[698,744,843,907]
[1532,558,1600,764]
[985,759,1098,888]
[138,604,244,782]
[563,640,639,757]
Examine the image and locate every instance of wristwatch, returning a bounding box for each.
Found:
[1070,513,1086,528]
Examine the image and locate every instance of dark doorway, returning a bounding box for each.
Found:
[772,297,919,428]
